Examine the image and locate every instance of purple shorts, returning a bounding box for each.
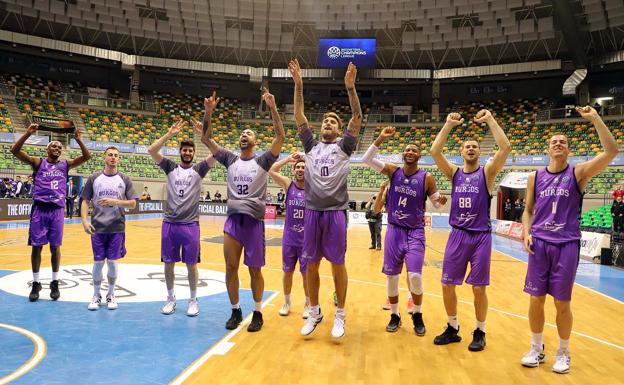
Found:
[524,238,580,301]
[382,224,425,276]
[28,204,64,247]
[91,233,126,261]
[441,228,492,286]
[161,221,201,265]
[283,245,307,273]
[303,209,347,265]
[224,214,265,268]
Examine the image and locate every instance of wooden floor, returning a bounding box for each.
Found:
[1,215,623,385]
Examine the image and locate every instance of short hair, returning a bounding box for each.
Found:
[180,140,195,149]
[549,133,568,141]
[46,140,63,149]
[405,143,421,152]
[104,146,119,153]
[292,159,306,169]
[323,112,343,130]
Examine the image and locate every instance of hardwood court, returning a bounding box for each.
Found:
[1,216,623,385]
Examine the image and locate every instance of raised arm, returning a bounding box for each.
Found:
[344,62,363,137]
[362,126,399,177]
[262,90,285,157]
[148,120,186,164]
[574,106,618,189]
[269,153,299,190]
[522,172,536,254]
[288,59,309,132]
[195,91,221,156]
[10,124,40,168]
[476,109,511,191]
[431,113,463,180]
[67,128,91,169]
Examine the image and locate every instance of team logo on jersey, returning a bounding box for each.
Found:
[562,176,570,183]
[472,174,479,181]
[118,183,123,189]
[543,221,566,232]
[457,213,478,224]
[554,178,559,183]
[292,224,305,233]
[393,209,411,220]
[465,177,470,182]
[404,179,409,184]
[410,179,418,185]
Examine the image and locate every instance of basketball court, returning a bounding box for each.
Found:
[0,214,622,385]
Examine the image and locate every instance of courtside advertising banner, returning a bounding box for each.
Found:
[318,38,376,68]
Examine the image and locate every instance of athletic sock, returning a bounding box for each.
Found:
[532,333,544,350]
[33,272,39,282]
[476,320,486,333]
[254,302,262,312]
[167,289,175,298]
[232,303,240,310]
[413,304,422,314]
[336,307,346,319]
[51,271,58,281]
[559,338,570,351]
[284,294,291,304]
[390,302,399,315]
[448,315,459,330]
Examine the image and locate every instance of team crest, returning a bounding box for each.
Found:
[562,176,570,183]
[411,179,418,185]
[404,179,409,184]
[473,174,479,181]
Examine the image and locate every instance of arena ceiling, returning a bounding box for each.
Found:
[0,0,623,70]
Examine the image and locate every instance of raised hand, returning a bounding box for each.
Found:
[473,109,493,124]
[204,91,220,112]
[167,120,187,137]
[26,123,38,134]
[288,59,303,86]
[74,127,83,141]
[190,118,203,136]
[379,126,396,139]
[344,62,357,89]
[262,90,276,110]
[287,152,302,163]
[445,112,464,128]
[576,105,599,121]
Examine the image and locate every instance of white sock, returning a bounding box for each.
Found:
[107,277,116,296]
[390,302,399,315]
[476,320,486,333]
[448,315,459,330]
[52,271,58,281]
[93,280,101,296]
[254,302,262,312]
[190,289,196,300]
[310,305,320,316]
[232,303,240,310]
[167,289,175,298]
[284,294,291,304]
[532,333,544,349]
[413,304,422,314]
[336,307,346,319]
[33,272,39,282]
[559,338,570,351]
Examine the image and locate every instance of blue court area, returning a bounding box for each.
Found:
[0,265,263,385]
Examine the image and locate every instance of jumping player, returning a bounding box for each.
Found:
[521,106,617,373]
[11,124,91,301]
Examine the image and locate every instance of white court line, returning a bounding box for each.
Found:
[169,291,281,385]
[0,323,47,385]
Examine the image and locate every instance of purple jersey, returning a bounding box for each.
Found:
[386,168,427,229]
[283,182,305,246]
[32,158,68,207]
[449,166,491,232]
[531,165,582,243]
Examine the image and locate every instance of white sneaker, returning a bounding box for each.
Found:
[279,302,290,316]
[300,312,324,336]
[161,295,176,315]
[88,295,101,311]
[106,294,118,310]
[521,345,546,368]
[302,304,310,319]
[331,316,345,339]
[552,349,571,374]
[187,299,199,317]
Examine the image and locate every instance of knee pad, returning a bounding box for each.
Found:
[107,260,118,278]
[386,274,400,297]
[92,261,104,281]
[408,272,424,295]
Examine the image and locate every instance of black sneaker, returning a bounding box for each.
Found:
[225,308,243,330]
[247,311,264,332]
[468,328,486,351]
[369,245,376,249]
[29,281,42,302]
[386,313,401,333]
[433,323,462,345]
[412,312,426,336]
[50,280,60,300]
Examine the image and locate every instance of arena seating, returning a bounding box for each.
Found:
[581,204,613,231]
[0,98,13,132]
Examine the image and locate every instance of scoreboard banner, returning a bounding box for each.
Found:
[318,38,376,68]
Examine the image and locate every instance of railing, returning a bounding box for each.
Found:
[241,110,446,124]
[536,104,624,122]
[9,86,159,113]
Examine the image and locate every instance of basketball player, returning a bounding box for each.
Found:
[268,153,309,318]
[430,110,511,351]
[148,120,214,317]
[521,106,617,373]
[80,146,138,310]
[199,90,284,332]
[363,127,447,335]
[11,124,91,301]
[288,59,362,339]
